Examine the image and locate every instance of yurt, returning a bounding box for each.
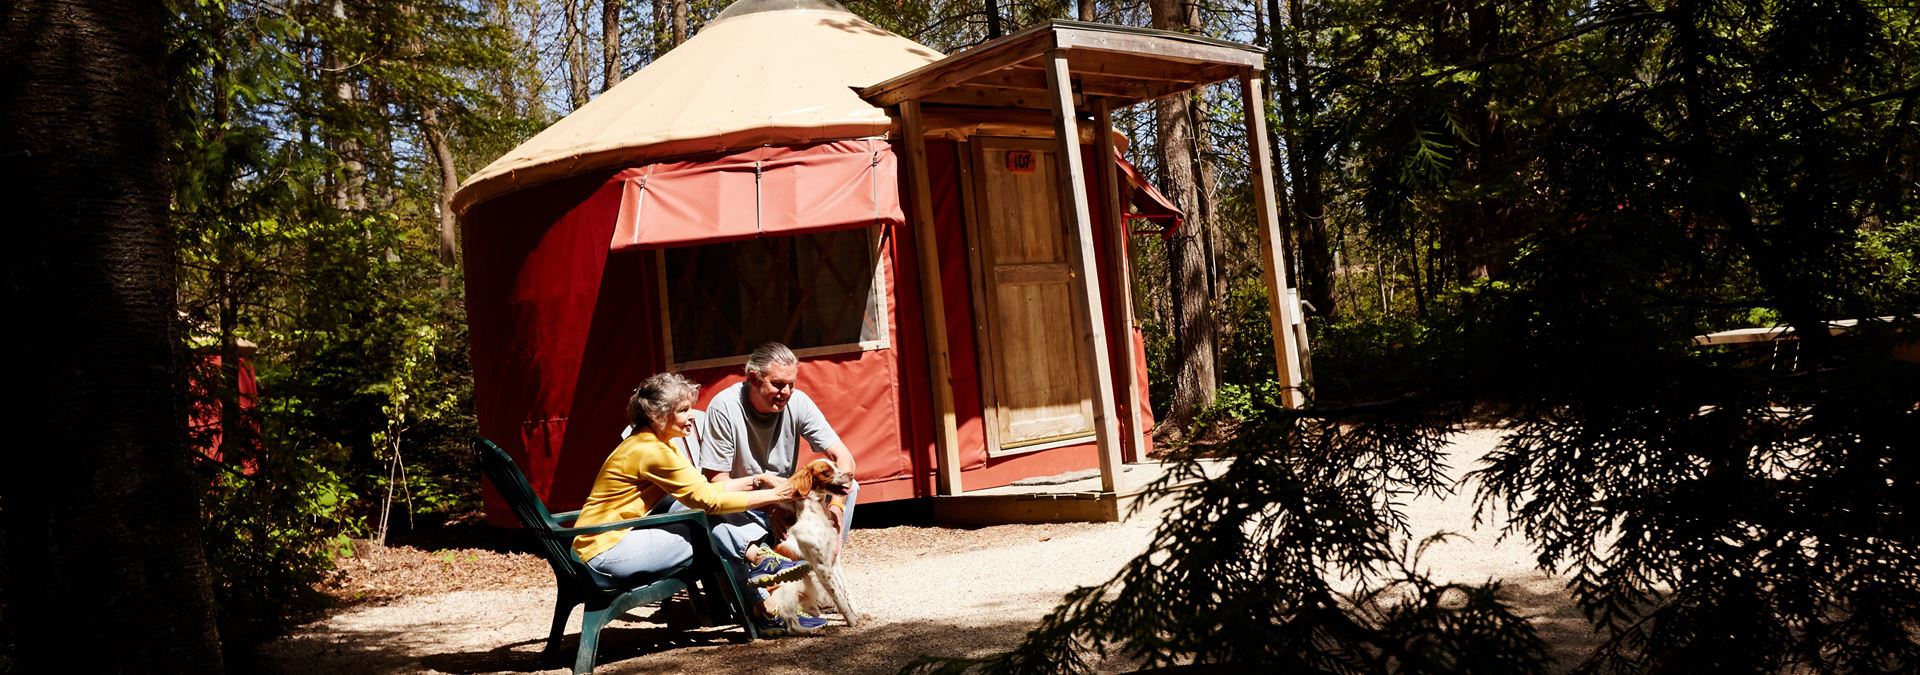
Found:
[458,0,1307,523]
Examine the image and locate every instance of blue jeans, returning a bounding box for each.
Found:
[671,500,771,599]
[583,526,694,581]
[670,480,861,599]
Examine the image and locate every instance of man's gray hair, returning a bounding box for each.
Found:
[628,372,699,432]
[744,342,797,377]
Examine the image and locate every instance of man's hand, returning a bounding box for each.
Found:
[824,442,856,477]
[754,473,788,490]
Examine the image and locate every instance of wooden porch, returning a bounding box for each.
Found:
[930,457,1232,526]
[861,20,1310,515]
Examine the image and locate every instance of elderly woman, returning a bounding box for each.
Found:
[571,372,824,634]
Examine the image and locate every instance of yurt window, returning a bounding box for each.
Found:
[659,226,888,368]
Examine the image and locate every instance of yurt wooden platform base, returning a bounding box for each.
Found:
[930,458,1230,525]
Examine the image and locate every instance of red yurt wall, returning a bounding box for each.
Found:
[463,145,926,520]
[463,139,1156,523]
[465,169,662,521]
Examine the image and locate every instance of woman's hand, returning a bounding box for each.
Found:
[753,473,789,490]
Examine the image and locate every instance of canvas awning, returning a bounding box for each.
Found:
[1115,152,1183,233]
[608,139,903,250]
[604,139,1169,250]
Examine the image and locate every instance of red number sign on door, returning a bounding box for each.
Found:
[1005,150,1036,174]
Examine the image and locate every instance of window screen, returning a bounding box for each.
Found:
[663,228,886,365]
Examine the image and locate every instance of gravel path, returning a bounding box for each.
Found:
[262,429,1598,674]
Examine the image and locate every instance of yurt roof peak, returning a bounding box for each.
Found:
[707,0,854,25]
[453,0,943,214]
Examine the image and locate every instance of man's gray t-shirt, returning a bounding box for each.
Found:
[697,381,842,477]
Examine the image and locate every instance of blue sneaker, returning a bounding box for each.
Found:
[754,612,827,637]
[746,547,811,587]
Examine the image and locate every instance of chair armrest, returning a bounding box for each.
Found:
[541,509,711,538]
[551,509,582,523]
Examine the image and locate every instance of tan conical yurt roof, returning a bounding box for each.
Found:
[454,0,943,213]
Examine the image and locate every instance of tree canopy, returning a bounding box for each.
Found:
[4,0,1915,670]
[917,0,1920,672]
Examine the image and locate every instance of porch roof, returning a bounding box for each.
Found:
[858,20,1265,109]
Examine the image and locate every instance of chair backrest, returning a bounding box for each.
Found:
[473,438,599,590]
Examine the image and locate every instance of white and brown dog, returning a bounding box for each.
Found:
[768,458,861,628]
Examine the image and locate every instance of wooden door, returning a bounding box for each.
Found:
[966,137,1095,452]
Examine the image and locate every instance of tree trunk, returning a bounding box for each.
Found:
[672,0,687,46]
[218,278,244,465]
[602,0,622,91]
[420,104,462,267]
[1184,5,1220,302]
[492,0,531,116]
[986,0,1002,39]
[1259,0,1304,301]
[1152,0,1217,431]
[1670,4,1830,356]
[565,0,591,109]
[325,0,368,211]
[388,5,463,269]
[208,7,248,471]
[650,0,668,61]
[1278,0,1336,319]
[1078,0,1094,22]
[2,0,225,672]
[1183,6,1225,372]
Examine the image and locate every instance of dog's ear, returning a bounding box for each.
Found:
[788,464,814,497]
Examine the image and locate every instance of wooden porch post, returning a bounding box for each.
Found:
[900,100,964,496]
[1094,99,1145,464]
[1239,70,1306,407]
[1045,49,1124,493]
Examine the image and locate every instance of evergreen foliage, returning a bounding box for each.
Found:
[913,0,1920,671]
[163,0,530,659]
[1454,1,1920,668]
[907,385,1548,673]
[6,0,1909,668]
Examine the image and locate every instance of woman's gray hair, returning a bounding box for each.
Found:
[744,342,797,377]
[628,372,699,432]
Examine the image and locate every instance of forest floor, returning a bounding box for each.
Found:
[260,428,1601,674]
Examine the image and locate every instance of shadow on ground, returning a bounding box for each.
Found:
[384,584,1602,675]
[421,613,1048,675]
[270,571,1611,674]
[1497,573,1604,674]
[417,628,741,674]
[380,498,965,554]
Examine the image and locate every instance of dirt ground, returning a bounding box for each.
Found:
[261,429,1599,674]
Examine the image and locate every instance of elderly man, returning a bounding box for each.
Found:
[696,342,859,579]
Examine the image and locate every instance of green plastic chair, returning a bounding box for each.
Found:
[473,438,761,674]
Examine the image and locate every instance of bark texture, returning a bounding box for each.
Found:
[1,0,225,671]
[1151,0,1218,430]
[565,0,591,109]
[326,0,369,211]
[601,0,622,92]
[671,0,687,46]
[1276,0,1336,319]
[421,104,462,266]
